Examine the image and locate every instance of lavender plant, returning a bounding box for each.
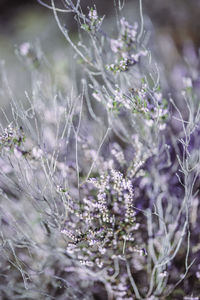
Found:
[0,0,200,299]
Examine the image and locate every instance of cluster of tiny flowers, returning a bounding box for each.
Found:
[106,17,147,73]
[88,8,98,21]
[110,169,124,194]
[90,174,112,222]
[104,83,168,125]
[123,180,135,223]
[102,78,168,122]
[89,173,110,193]
[129,84,149,115]
[107,85,131,110]
[149,92,168,130]
[127,134,150,179]
[0,124,25,152]
[106,58,130,74]
[61,229,78,243]
[97,191,111,223]
[81,7,103,33]
[120,17,138,43]
[92,81,168,122]
[110,18,138,57]
[123,83,168,126]
[59,169,142,275]
[111,143,126,166]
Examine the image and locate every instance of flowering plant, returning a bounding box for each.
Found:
[0,0,200,299]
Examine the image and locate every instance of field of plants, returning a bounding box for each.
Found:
[0,0,200,299]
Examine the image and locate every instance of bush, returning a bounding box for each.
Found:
[0,0,200,299]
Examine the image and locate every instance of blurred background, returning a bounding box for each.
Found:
[1,0,200,50]
[0,0,200,106]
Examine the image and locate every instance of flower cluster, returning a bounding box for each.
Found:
[81,7,103,33]
[60,170,142,275]
[111,18,138,57]
[130,85,168,128]
[0,124,25,152]
[106,17,147,73]
[105,81,168,126]
[111,143,126,166]
[106,58,130,74]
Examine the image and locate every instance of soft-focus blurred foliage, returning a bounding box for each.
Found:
[0,0,200,109]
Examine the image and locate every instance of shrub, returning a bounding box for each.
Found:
[0,0,200,299]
